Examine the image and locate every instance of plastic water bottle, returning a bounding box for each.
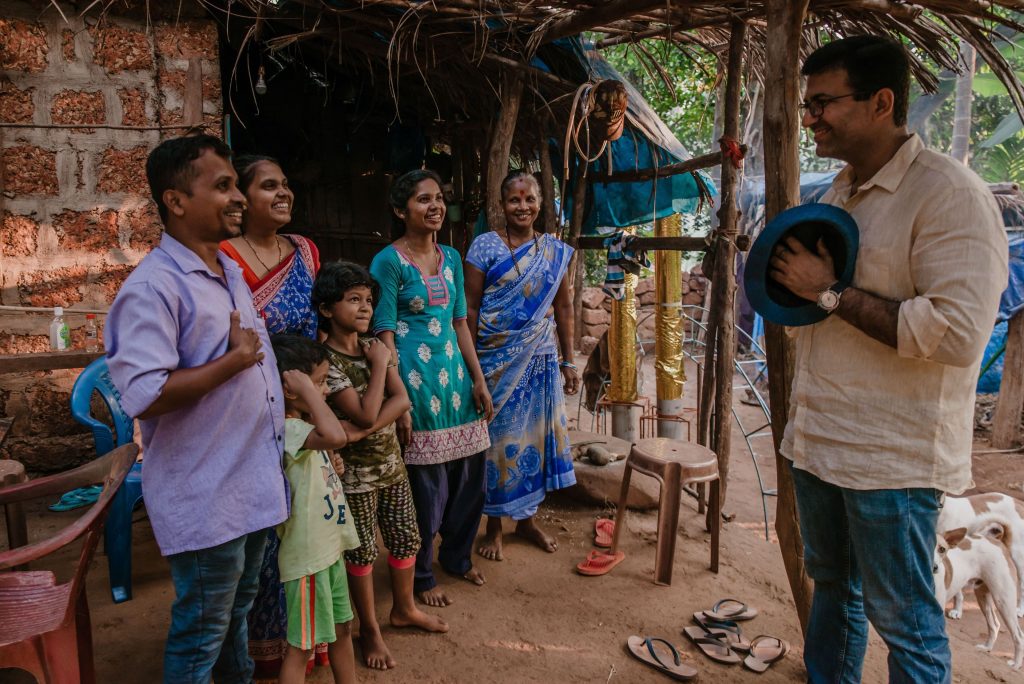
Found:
[84,313,99,352]
[49,307,70,351]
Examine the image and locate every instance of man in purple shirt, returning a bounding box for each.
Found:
[106,135,288,684]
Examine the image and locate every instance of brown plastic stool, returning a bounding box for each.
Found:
[609,438,720,585]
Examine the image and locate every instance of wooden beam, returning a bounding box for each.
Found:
[183,58,203,126]
[596,147,746,184]
[485,71,524,232]
[0,351,103,374]
[541,0,666,45]
[481,53,575,91]
[567,167,589,349]
[539,140,557,233]
[709,18,746,520]
[764,0,812,635]
[993,312,1024,448]
[576,234,750,252]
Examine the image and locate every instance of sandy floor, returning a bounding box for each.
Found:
[3,356,1024,683]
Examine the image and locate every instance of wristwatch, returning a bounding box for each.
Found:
[816,283,844,314]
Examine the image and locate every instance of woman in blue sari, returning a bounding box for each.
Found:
[465,170,579,560]
[220,155,325,679]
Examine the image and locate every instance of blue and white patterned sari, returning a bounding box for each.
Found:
[466,232,576,519]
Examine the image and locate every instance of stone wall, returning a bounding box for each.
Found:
[578,267,709,356]
[0,1,222,470]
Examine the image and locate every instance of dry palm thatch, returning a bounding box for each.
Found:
[76,1,1024,142]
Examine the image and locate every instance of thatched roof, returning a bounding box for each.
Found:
[202,0,1024,142]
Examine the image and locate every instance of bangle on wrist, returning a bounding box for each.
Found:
[559,361,578,371]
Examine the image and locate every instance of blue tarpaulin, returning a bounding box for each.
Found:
[553,40,715,233]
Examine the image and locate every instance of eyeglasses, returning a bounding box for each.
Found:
[799,92,869,118]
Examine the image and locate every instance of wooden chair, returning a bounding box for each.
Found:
[609,438,720,586]
[0,444,138,684]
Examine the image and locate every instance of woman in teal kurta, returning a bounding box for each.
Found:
[370,169,493,608]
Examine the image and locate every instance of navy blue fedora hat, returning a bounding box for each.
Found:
[743,203,859,327]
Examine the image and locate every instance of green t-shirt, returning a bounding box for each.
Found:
[277,418,360,582]
[325,344,407,494]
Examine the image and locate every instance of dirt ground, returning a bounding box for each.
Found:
[4,356,1024,683]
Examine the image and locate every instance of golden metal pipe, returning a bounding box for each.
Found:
[654,213,686,401]
[608,263,638,403]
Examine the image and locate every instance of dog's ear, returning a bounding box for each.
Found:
[943,527,968,547]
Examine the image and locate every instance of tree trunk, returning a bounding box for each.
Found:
[709,19,746,516]
[950,41,975,165]
[486,72,524,231]
[763,0,813,636]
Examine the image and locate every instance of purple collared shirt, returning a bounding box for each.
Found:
[106,233,288,556]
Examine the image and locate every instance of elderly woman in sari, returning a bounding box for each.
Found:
[219,154,325,678]
[465,170,579,560]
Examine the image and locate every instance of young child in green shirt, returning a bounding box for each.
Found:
[272,334,361,684]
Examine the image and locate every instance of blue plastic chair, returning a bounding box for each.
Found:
[70,357,143,603]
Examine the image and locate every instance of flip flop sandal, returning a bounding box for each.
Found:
[683,629,742,665]
[575,549,625,576]
[696,597,759,622]
[626,636,698,681]
[742,635,790,673]
[686,615,751,653]
[48,485,103,512]
[594,518,615,548]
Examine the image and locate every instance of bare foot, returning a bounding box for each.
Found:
[515,517,558,552]
[416,587,454,607]
[477,516,504,561]
[358,629,396,670]
[391,606,449,633]
[462,565,486,586]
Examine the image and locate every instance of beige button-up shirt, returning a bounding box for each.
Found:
[780,134,1008,494]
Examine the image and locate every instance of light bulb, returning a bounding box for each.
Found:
[255,66,267,96]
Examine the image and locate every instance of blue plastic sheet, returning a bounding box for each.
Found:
[999,233,1024,323]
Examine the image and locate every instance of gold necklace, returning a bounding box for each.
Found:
[503,227,539,276]
[403,237,440,274]
[242,234,282,272]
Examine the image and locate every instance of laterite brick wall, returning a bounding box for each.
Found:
[0,1,222,470]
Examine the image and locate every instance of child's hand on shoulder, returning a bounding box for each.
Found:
[362,338,391,367]
[282,369,317,398]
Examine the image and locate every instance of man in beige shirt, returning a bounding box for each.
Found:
[770,36,1007,684]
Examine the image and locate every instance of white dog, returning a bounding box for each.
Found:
[937,493,1024,617]
[933,519,1024,669]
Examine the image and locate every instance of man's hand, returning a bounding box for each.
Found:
[769,237,837,302]
[227,310,264,368]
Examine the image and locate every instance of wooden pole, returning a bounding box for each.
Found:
[597,147,746,183]
[486,71,524,232]
[993,312,1024,448]
[539,140,557,234]
[709,19,746,514]
[763,0,812,634]
[567,166,589,350]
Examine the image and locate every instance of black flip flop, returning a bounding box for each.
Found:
[686,614,751,653]
[626,635,698,681]
[683,630,742,665]
[695,597,759,622]
[743,635,789,673]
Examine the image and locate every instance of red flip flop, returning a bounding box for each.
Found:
[576,549,625,576]
[594,518,615,548]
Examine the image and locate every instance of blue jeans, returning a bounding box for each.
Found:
[164,531,268,684]
[791,465,950,684]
